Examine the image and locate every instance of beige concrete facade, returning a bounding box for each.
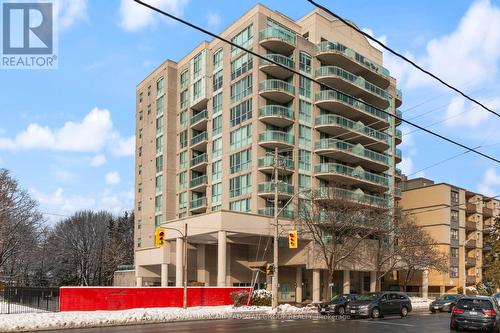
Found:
[133,4,402,302]
[399,177,499,295]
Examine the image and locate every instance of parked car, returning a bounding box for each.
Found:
[345,291,412,319]
[450,296,500,332]
[318,294,358,315]
[429,294,463,313]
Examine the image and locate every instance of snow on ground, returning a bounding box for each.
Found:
[410,297,433,310]
[0,301,48,314]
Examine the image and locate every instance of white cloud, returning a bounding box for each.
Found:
[207,11,221,31]
[399,156,414,176]
[361,28,387,53]
[50,166,77,184]
[119,0,189,31]
[0,108,134,157]
[105,171,121,185]
[444,96,499,128]
[90,154,106,167]
[477,168,500,196]
[57,0,88,30]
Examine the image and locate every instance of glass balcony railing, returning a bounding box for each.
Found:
[191,132,208,146]
[259,105,294,120]
[314,163,389,187]
[259,27,296,46]
[396,109,403,124]
[396,89,402,101]
[315,138,390,166]
[190,153,208,167]
[190,175,207,188]
[395,129,402,141]
[395,168,402,177]
[258,156,295,169]
[315,187,388,207]
[259,79,295,95]
[395,148,402,160]
[258,207,295,219]
[190,197,207,209]
[395,187,402,197]
[191,110,208,125]
[315,114,389,144]
[258,182,294,195]
[315,66,389,100]
[259,131,295,145]
[316,41,390,78]
[315,90,389,122]
[260,54,294,69]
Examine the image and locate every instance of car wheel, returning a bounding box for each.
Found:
[337,306,345,315]
[400,306,408,318]
[371,307,381,319]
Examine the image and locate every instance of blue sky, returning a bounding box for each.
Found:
[1,0,499,223]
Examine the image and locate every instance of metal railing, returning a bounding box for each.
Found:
[258,208,295,219]
[314,163,389,187]
[191,132,208,146]
[259,105,294,120]
[190,154,208,167]
[259,27,296,46]
[259,79,295,95]
[258,182,294,195]
[190,110,208,126]
[190,197,207,209]
[315,114,389,144]
[315,138,390,166]
[0,287,59,314]
[258,156,294,169]
[259,131,295,145]
[259,54,294,69]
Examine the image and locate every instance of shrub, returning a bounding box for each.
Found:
[252,289,272,306]
[230,290,251,307]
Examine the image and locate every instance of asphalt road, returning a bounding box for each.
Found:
[37,312,452,333]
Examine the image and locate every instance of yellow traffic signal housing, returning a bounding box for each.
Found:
[155,227,166,247]
[266,263,274,275]
[288,230,298,249]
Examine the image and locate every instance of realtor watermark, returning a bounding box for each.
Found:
[1,0,58,69]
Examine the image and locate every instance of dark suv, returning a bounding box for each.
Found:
[318,294,358,315]
[450,296,500,332]
[345,292,412,318]
[430,294,463,313]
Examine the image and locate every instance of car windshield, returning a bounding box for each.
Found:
[456,299,493,310]
[439,295,458,301]
[356,293,380,301]
[329,295,346,302]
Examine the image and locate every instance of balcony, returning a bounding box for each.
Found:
[314,114,390,152]
[191,132,208,151]
[395,187,402,199]
[465,239,476,249]
[314,90,389,130]
[483,206,493,218]
[315,139,390,172]
[259,130,295,150]
[395,149,402,163]
[259,27,296,54]
[190,154,208,172]
[259,79,295,103]
[190,110,208,131]
[259,54,294,79]
[258,182,294,200]
[258,156,294,175]
[483,226,492,235]
[258,207,295,219]
[190,175,207,192]
[465,257,476,267]
[259,105,294,127]
[395,89,403,108]
[314,163,389,192]
[395,168,403,179]
[466,202,479,214]
[484,242,492,252]
[316,41,390,88]
[465,220,477,231]
[190,197,207,213]
[466,275,476,285]
[395,109,403,126]
[315,66,390,109]
[395,129,402,145]
[315,187,388,208]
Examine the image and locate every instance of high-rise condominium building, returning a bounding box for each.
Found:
[133,4,402,303]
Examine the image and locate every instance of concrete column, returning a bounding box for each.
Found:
[343,270,350,294]
[197,244,209,285]
[217,230,227,287]
[136,276,143,287]
[176,237,183,287]
[359,272,365,293]
[296,267,303,304]
[161,264,169,287]
[422,269,429,299]
[225,243,231,286]
[370,271,376,292]
[312,269,321,303]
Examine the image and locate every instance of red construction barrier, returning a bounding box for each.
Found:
[59,287,252,311]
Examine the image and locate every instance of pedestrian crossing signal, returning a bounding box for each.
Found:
[155,227,166,247]
[288,230,298,249]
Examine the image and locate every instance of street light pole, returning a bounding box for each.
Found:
[272,147,279,309]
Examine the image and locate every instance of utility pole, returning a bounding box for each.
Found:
[272,147,279,309]
[183,222,188,309]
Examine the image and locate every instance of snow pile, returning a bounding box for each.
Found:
[0,306,266,332]
[410,297,433,310]
[266,303,317,314]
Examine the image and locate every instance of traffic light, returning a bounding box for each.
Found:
[288,230,298,249]
[266,263,274,275]
[155,227,166,247]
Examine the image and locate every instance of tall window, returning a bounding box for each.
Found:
[230,124,252,150]
[213,70,223,91]
[179,192,187,209]
[155,175,163,193]
[451,228,459,240]
[299,125,312,148]
[299,100,311,123]
[229,198,251,212]
[155,156,163,173]
[299,52,311,73]
[156,78,164,95]
[193,79,202,101]
[179,130,188,149]
[298,174,311,190]
[156,116,163,135]
[299,149,311,171]
[230,75,252,104]
[212,182,222,205]
[230,148,251,173]
[213,115,222,136]
[231,53,253,80]
[213,48,223,70]
[180,110,188,128]
[230,99,252,126]
[450,267,458,278]
[180,70,189,87]
[231,24,253,58]
[212,137,222,159]
[193,52,202,78]
[299,76,312,98]
[155,195,163,214]
[179,171,187,190]
[212,160,222,181]
[156,96,164,116]
[179,151,187,169]
[230,173,252,197]
[451,191,459,204]
[156,135,163,154]
[213,92,222,115]
[180,90,188,109]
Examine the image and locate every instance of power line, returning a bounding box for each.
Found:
[307,0,500,120]
[132,0,500,165]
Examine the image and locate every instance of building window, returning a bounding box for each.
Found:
[299,100,311,123]
[156,155,163,173]
[212,160,222,181]
[212,182,222,205]
[147,85,151,96]
[230,124,252,150]
[451,228,459,240]
[230,148,251,174]
[213,48,223,70]
[138,146,142,157]
[299,149,311,171]
[156,116,163,136]
[212,115,222,136]
[139,92,143,103]
[193,79,202,101]
[179,130,188,149]
[230,173,252,197]
[230,74,252,104]
[450,267,459,278]
[179,171,187,190]
[155,175,163,193]
[180,90,188,109]
[451,210,459,221]
[180,110,188,128]
[137,238,142,248]
[451,247,458,258]
[147,104,151,115]
[138,128,143,139]
[156,135,163,154]
[299,76,311,98]
[299,125,312,148]
[155,195,162,214]
[138,182,142,193]
[213,69,223,91]
[298,174,311,190]
[231,52,253,80]
[212,137,222,159]
[451,191,459,204]
[139,110,143,121]
[157,78,164,95]
[231,24,253,58]
[179,192,187,209]
[138,201,142,211]
[137,219,142,229]
[138,164,142,175]
[180,70,189,87]
[155,215,162,227]
[299,52,311,74]
[193,52,203,78]
[156,96,164,116]
[179,151,187,170]
[229,198,251,212]
[230,99,252,126]
[213,92,222,115]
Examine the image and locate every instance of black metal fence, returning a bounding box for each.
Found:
[0,287,59,314]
